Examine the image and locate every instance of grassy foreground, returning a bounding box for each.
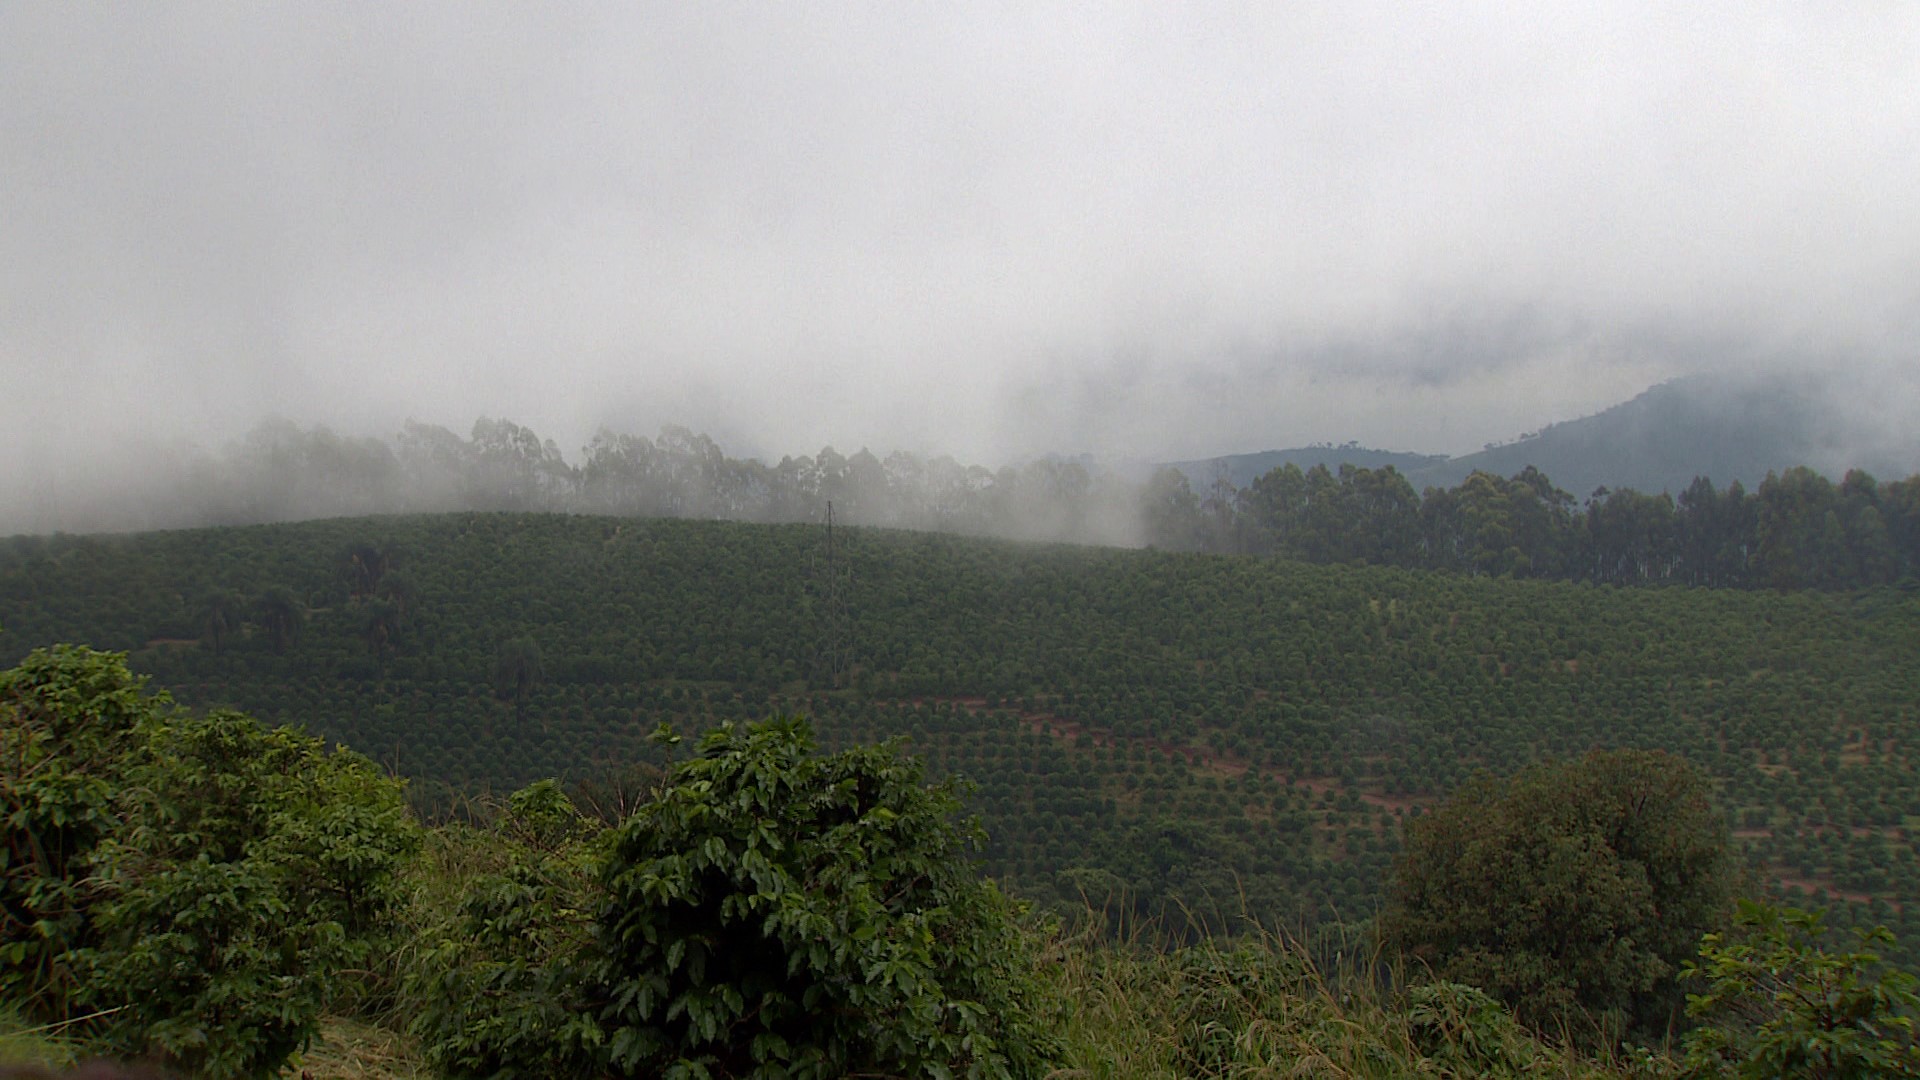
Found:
[2,942,1668,1080]
[1035,931,1662,1079]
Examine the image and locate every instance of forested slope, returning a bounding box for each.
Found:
[16,410,1920,593]
[3,513,1917,955]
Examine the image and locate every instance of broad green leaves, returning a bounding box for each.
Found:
[415,716,1057,1079]
[597,716,1055,1079]
[1,645,153,1015]
[1680,901,1920,1078]
[0,647,415,1079]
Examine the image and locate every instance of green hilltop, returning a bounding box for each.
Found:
[4,511,1917,961]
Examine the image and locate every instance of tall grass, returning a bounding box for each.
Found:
[331,808,520,1028]
[0,1006,83,1072]
[9,912,1677,1080]
[1043,919,1670,1079]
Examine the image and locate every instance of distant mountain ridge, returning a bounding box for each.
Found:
[1164,445,1446,489]
[1168,372,1910,499]
[1405,372,1852,497]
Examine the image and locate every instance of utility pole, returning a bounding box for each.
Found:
[812,500,854,689]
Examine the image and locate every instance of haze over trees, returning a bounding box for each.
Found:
[11,405,1919,595]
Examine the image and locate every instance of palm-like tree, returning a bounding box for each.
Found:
[493,637,545,720]
[197,589,246,654]
[362,600,401,664]
[376,572,416,622]
[341,541,395,599]
[254,586,306,653]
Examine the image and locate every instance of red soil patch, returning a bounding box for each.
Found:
[1769,873,1895,911]
[896,694,1436,815]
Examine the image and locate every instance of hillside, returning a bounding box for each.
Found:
[1407,372,1874,497]
[3,513,1918,954]
[1169,371,1915,501]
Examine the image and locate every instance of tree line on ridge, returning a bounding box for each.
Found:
[18,414,1920,591]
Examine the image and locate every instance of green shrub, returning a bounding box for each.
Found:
[414,716,1057,1079]
[409,781,609,1080]
[1406,982,1550,1077]
[1381,748,1735,1041]
[597,715,1056,1078]
[2,646,152,1016]
[1680,900,1920,1078]
[0,646,416,1079]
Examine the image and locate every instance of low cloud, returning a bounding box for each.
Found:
[2,3,1916,513]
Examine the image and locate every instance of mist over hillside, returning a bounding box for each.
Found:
[8,7,1920,524]
[1405,371,1902,497]
[10,11,1920,1071]
[7,371,1911,549]
[1163,446,1446,491]
[1,417,1159,547]
[1166,371,1916,501]
[6,372,1919,594]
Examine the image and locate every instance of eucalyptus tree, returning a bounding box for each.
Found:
[361,600,401,664]
[253,585,305,653]
[492,636,545,718]
[341,540,393,599]
[195,588,247,655]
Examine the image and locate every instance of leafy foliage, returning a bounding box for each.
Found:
[410,781,608,1080]
[595,716,1055,1079]
[1681,901,1920,1078]
[415,718,1055,1079]
[0,646,416,1079]
[1,646,154,1014]
[1382,749,1736,1040]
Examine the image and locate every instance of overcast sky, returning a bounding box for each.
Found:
[4,3,1917,475]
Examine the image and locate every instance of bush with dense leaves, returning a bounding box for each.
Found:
[2,647,151,1013]
[409,780,609,1080]
[596,716,1055,1078]
[0,646,416,1079]
[1381,748,1735,1041]
[415,716,1056,1079]
[1679,900,1920,1078]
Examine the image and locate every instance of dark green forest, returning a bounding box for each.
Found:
[4,511,1917,961]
